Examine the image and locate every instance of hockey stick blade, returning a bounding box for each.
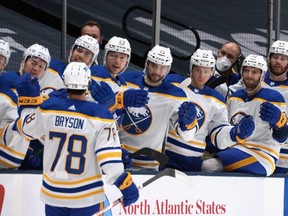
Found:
[93,168,191,216]
[130,147,169,167]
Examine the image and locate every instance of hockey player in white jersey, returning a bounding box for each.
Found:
[0,44,56,169]
[0,43,64,96]
[49,35,100,78]
[88,36,148,120]
[202,54,288,176]
[165,49,255,171]
[0,85,33,169]
[16,62,139,215]
[119,45,197,170]
[262,40,288,174]
[0,38,11,73]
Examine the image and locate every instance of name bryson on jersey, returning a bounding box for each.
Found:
[55,116,84,130]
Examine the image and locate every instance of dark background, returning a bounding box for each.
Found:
[1,0,288,75]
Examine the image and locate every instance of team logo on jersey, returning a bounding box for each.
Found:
[269,81,275,86]
[194,103,205,129]
[40,87,57,96]
[230,112,247,126]
[122,106,152,135]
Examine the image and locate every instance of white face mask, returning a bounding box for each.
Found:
[216,56,232,72]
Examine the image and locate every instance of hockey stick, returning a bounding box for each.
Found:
[130,147,169,168]
[93,168,191,216]
[0,184,5,215]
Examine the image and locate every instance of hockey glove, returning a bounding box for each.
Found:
[121,146,132,169]
[259,102,287,129]
[230,115,255,143]
[89,80,117,112]
[16,73,43,108]
[178,101,197,131]
[114,172,139,207]
[116,89,149,109]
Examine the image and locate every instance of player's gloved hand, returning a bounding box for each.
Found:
[121,146,132,169]
[16,74,43,111]
[46,88,68,99]
[259,102,287,129]
[116,89,149,109]
[178,101,197,131]
[230,115,255,143]
[20,148,41,170]
[89,80,117,112]
[114,172,139,207]
[16,73,40,97]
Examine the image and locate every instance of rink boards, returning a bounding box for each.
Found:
[0,171,287,216]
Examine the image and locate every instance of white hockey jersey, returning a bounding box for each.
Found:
[119,72,196,169]
[227,87,287,175]
[0,87,30,169]
[263,72,288,170]
[17,97,124,208]
[166,85,234,161]
[40,68,66,96]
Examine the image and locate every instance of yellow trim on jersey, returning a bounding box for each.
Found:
[0,143,26,157]
[16,118,32,141]
[0,124,9,138]
[279,155,288,160]
[203,95,226,106]
[224,156,257,172]
[47,68,59,75]
[241,142,280,158]
[43,173,102,185]
[0,93,17,107]
[38,108,115,123]
[41,187,104,200]
[152,92,187,100]
[227,96,242,102]
[132,161,159,167]
[97,152,121,161]
[121,143,162,153]
[250,148,276,171]
[125,81,140,89]
[91,76,129,89]
[0,158,18,169]
[167,131,206,148]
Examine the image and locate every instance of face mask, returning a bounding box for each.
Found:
[216,56,232,72]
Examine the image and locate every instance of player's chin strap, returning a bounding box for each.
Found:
[93,168,192,216]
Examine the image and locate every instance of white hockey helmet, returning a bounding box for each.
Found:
[63,62,91,90]
[104,36,131,71]
[69,35,99,65]
[241,54,267,80]
[189,49,215,74]
[0,39,11,66]
[145,45,173,74]
[268,40,288,57]
[23,44,51,69]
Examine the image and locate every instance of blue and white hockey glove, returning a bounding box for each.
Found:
[16,73,43,110]
[121,146,132,169]
[178,101,197,131]
[230,115,255,143]
[259,102,287,129]
[89,80,117,112]
[114,172,139,207]
[120,89,149,108]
